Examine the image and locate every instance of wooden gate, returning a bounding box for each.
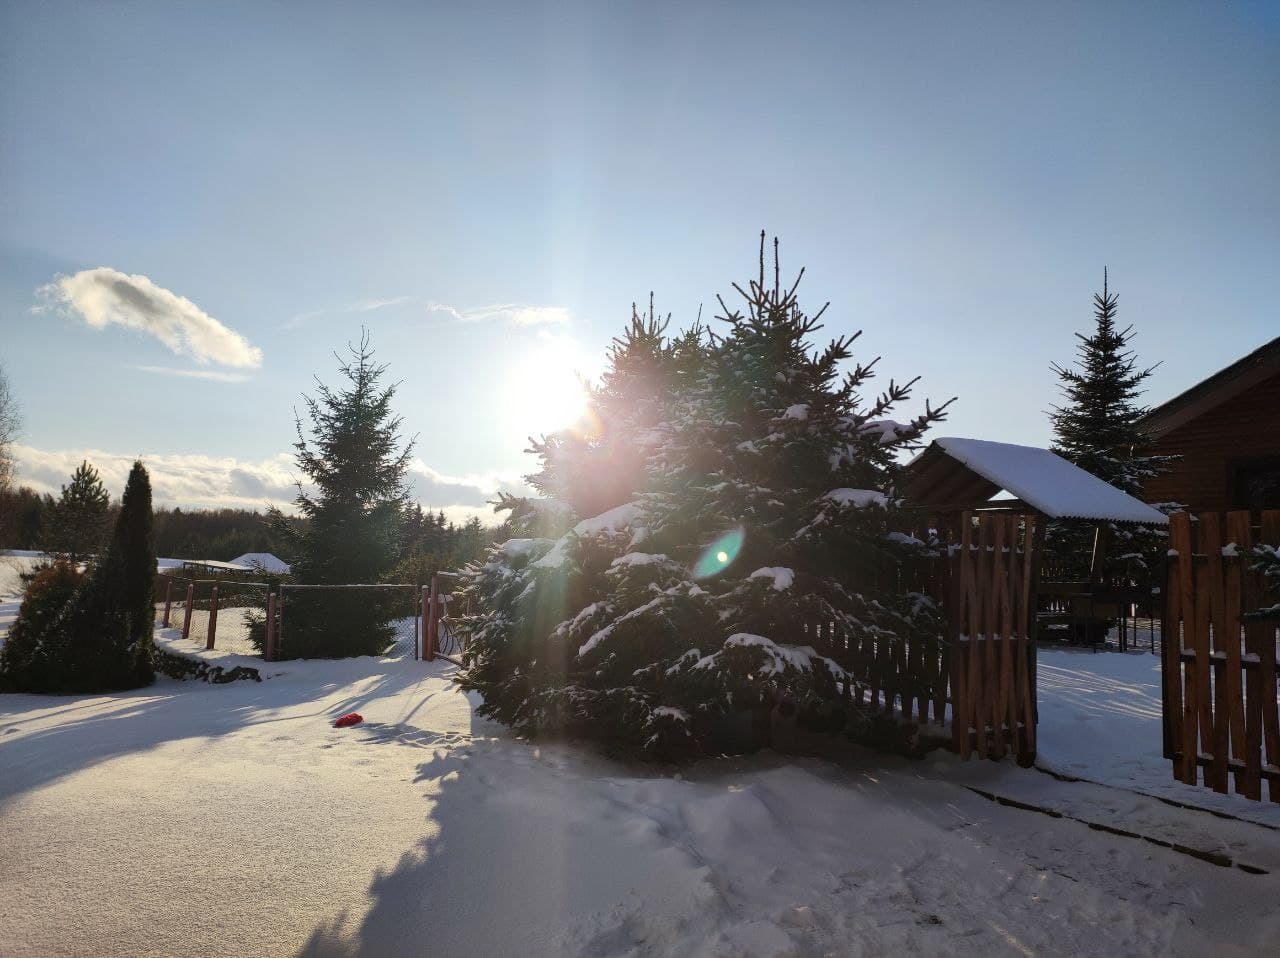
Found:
[947,513,1039,764]
[1163,510,1280,801]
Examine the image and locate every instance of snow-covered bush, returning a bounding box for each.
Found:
[0,461,156,692]
[457,237,952,760]
[0,559,86,691]
[1244,543,1280,622]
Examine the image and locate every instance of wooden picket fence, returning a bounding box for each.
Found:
[947,513,1039,764]
[1163,510,1280,802]
[805,512,1039,763]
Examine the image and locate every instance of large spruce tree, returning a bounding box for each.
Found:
[458,236,952,760]
[268,332,413,657]
[1049,272,1173,574]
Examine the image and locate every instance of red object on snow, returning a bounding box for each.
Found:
[333,712,363,728]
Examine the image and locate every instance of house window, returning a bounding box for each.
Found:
[1232,457,1280,511]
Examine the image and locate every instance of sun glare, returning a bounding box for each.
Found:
[503,341,592,441]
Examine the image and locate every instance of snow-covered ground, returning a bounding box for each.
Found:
[3,621,1280,954]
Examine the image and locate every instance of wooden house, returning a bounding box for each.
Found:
[1140,336,1280,513]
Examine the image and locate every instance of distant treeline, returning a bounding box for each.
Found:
[0,484,494,572]
[0,484,305,560]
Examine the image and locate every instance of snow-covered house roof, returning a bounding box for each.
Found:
[230,552,291,574]
[901,437,1169,524]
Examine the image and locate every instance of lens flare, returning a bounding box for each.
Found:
[694,527,745,580]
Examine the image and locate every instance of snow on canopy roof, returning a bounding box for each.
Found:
[230,552,292,574]
[180,559,252,572]
[904,437,1169,524]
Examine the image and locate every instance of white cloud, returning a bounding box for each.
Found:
[283,297,572,331]
[39,268,263,368]
[13,445,298,512]
[12,445,525,526]
[136,365,251,383]
[283,296,413,330]
[426,301,571,327]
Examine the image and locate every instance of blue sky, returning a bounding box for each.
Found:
[2,1,1277,519]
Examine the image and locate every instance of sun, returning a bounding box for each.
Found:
[502,339,593,441]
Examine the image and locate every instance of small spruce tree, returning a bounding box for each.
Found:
[45,460,111,563]
[266,331,413,658]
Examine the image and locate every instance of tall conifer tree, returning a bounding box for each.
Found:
[1049,272,1174,574]
[268,332,412,657]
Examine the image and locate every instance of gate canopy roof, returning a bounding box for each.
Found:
[901,437,1169,524]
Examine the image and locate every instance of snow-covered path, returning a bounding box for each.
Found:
[3,643,1280,956]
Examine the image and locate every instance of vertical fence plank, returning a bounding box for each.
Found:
[1260,511,1280,802]
[1018,516,1038,760]
[1163,547,1183,766]
[1228,512,1261,799]
[163,579,173,628]
[1172,513,1200,785]
[1202,514,1231,793]
[989,517,1008,758]
[1223,512,1248,793]
[955,515,975,758]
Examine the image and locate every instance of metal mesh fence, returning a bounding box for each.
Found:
[275,584,420,660]
[154,575,271,656]
[153,573,463,662]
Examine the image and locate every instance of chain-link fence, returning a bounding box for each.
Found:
[154,574,273,656]
[153,572,469,662]
[275,584,421,660]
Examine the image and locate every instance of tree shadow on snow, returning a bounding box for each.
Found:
[0,656,458,806]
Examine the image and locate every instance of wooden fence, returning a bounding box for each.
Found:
[1163,510,1280,801]
[805,512,1039,763]
[947,513,1039,763]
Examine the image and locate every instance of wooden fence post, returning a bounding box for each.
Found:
[162,579,173,627]
[426,578,439,661]
[181,583,194,640]
[264,591,277,662]
[206,586,219,651]
[413,584,421,661]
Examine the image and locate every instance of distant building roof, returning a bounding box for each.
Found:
[1140,335,1280,438]
[230,552,291,574]
[180,559,252,573]
[902,437,1169,524]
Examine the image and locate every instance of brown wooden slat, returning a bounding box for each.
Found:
[1163,545,1183,767]
[957,516,976,757]
[1193,515,1216,785]
[1202,513,1231,793]
[1172,513,1201,785]
[1228,511,1262,800]
[1223,511,1248,794]
[1259,511,1280,803]
[975,517,994,757]
[1020,517,1039,758]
